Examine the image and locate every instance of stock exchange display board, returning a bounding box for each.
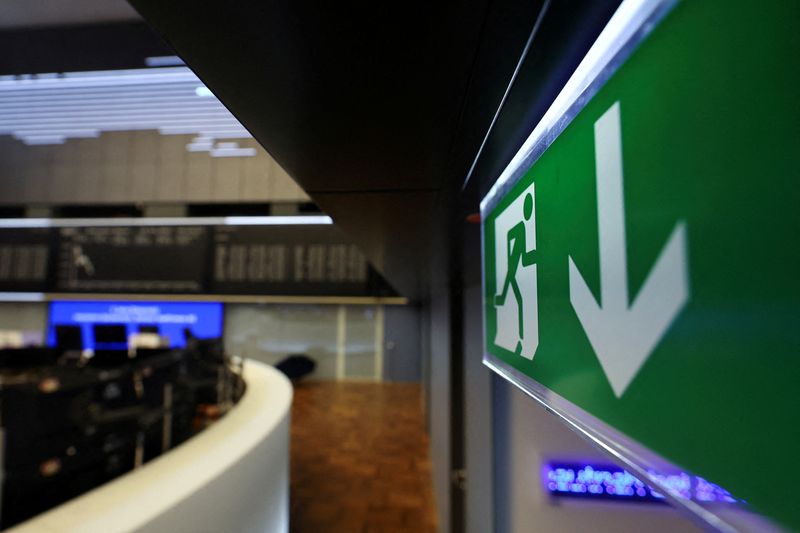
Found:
[54,226,209,293]
[0,228,52,292]
[0,222,395,297]
[211,226,381,296]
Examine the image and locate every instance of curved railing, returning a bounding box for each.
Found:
[9,360,292,533]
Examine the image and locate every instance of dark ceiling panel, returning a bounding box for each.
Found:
[125,0,620,297]
[0,22,173,75]
[125,0,548,297]
[0,0,140,30]
[127,1,494,195]
[312,190,440,296]
[464,0,623,200]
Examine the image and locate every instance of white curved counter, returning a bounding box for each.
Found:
[10,360,293,533]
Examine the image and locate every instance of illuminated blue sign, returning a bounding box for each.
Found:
[47,300,223,349]
[544,462,737,504]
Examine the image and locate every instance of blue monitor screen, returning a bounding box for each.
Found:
[47,301,224,350]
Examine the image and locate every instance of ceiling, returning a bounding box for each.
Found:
[1,0,622,299]
[122,0,537,297]
[0,0,140,29]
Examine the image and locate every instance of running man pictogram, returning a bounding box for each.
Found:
[494,192,536,356]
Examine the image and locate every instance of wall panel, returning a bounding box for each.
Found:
[0,132,309,206]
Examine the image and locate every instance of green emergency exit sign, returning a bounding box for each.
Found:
[482,0,799,529]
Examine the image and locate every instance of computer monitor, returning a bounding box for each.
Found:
[93,324,127,343]
[55,324,83,351]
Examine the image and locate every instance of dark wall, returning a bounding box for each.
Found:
[0,22,173,75]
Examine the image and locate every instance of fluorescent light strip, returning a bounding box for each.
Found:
[0,100,227,114]
[9,123,246,139]
[15,129,98,138]
[0,66,255,156]
[223,216,332,226]
[0,75,201,92]
[1,114,235,126]
[481,0,670,212]
[1,108,232,121]
[198,131,253,139]
[0,87,204,103]
[63,66,190,78]
[187,143,214,152]
[1,120,236,135]
[23,136,66,145]
[210,147,257,157]
[0,83,202,99]
[158,126,247,135]
[10,127,243,140]
[0,216,333,228]
[145,56,185,67]
[0,292,45,302]
[0,113,237,128]
[0,70,201,90]
[0,94,201,106]
[0,105,229,119]
[0,97,220,111]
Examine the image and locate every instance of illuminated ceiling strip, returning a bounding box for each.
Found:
[0,83,202,98]
[19,131,97,140]
[0,110,229,122]
[210,147,257,157]
[199,131,252,139]
[0,89,205,103]
[62,66,190,78]
[10,126,244,137]
[187,143,214,152]
[145,55,185,67]
[0,216,333,228]
[0,75,199,91]
[0,292,408,305]
[223,216,332,225]
[0,292,45,302]
[0,97,219,110]
[1,118,236,132]
[7,123,248,141]
[0,104,228,117]
[158,126,247,135]
[0,66,254,155]
[23,136,66,145]
[0,69,199,90]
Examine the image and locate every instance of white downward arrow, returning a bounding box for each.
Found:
[568,102,689,398]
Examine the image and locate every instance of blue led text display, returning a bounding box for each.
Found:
[544,462,737,504]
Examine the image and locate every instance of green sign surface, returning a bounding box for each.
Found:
[482,0,799,529]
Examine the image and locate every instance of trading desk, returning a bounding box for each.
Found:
[8,360,292,533]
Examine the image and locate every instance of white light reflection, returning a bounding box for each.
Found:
[481,0,671,212]
[0,216,333,228]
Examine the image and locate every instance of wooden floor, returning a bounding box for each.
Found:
[290,382,438,533]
